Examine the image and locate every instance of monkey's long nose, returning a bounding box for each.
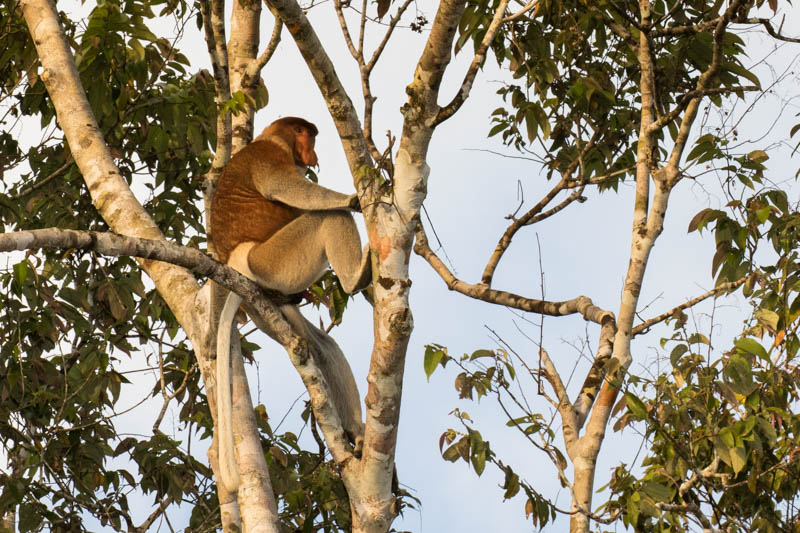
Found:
[306,150,318,167]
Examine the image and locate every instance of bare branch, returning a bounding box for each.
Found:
[501,0,538,22]
[333,0,361,61]
[648,86,759,134]
[480,179,567,285]
[253,11,283,74]
[366,0,414,73]
[198,0,232,174]
[480,128,602,286]
[268,0,373,173]
[415,225,613,324]
[434,0,510,126]
[539,348,579,448]
[663,0,747,183]
[572,318,616,429]
[742,17,800,43]
[564,165,635,188]
[13,160,72,199]
[632,277,746,337]
[132,496,173,533]
[651,18,719,37]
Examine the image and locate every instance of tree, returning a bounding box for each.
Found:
[0,0,798,532]
[419,1,800,531]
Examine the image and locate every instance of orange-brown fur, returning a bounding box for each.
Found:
[211,117,317,263]
[209,117,368,492]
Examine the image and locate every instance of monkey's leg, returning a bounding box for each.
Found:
[247,211,369,294]
[245,216,366,448]
[317,211,371,294]
[246,213,331,294]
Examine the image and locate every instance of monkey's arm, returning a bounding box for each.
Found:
[254,170,356,211]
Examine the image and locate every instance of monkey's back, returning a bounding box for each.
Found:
[210,140,301,263]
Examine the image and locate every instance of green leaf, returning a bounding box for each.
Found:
[642,481,673,503]
[725,354,757,395]
[687,208,715,233]
[734,337,769,361]
[730,446,747,474]
[13,260,28,289]
[470,349,494,360]
[670,344,688,366]
[472,445,486,476]
[755,206,771,223]
[755,308,780,330]
[625,392,648,419]
[748,149,769,164]
[687,332,710,345]
[503,471,520,499]
[424,344,445,380]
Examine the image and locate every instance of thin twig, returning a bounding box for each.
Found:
[632,277,746,337]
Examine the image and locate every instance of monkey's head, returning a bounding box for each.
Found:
[261,117,319,168]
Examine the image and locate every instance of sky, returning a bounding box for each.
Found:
[4,0,800,531]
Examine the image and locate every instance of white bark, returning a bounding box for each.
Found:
[19,2,284,530]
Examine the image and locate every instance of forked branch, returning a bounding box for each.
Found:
[415,224,613,324]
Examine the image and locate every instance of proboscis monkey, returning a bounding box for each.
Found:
[210,117,370,492]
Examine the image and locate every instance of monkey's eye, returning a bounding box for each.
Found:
[295,126,304,134]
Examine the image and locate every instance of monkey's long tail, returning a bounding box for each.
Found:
[216,291,243,492]
[280,305,365,448]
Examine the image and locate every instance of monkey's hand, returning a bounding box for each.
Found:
[348,194,362,212]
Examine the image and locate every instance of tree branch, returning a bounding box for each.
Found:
[267,0,373,173]
[434,0,510,126]
[252,11,283,75]
[501,0,538,22]
[572,317,616,429]
[539,348,579,449]
[480,128,601,286]
[742,17,800,43]
[0,228,355,462]
[662,0,747,185]
[632,277,746,337]
[415,225,613,324]
[648,86,759,134]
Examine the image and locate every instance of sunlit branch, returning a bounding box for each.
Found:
[198,0,232,173]
[648,86,759,134]
[572,318,616,429]
[742,17,800,43]
[433,0,510,126]
[481,129,600,286]
[651,18,719,37]
[268,0,373,172]
[539,348,578,448]
[253,11,283,73]
[360,0,414,158]
[333,0,360,60]
[662,0,746,186]
[501,0,537,22]
[358,0,367,56]
[366,0,414,73]
[631,277,746,337]
[415,225,613,324]
[563,166,635,188]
